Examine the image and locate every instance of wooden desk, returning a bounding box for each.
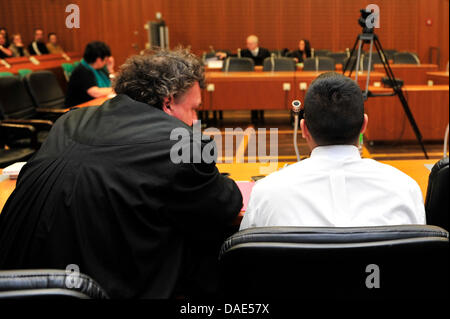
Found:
[373,64,438,85]
[0,160,435,215]
[364,85,449,142]
[203,71,384,111]
[0,52,82,92]
[204,71,296,110]
[427,72,449,85]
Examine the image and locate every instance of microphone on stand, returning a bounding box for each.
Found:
[292,100,302,162]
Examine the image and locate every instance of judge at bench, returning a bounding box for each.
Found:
[0,48,243,298]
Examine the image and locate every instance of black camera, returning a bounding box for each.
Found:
[358,8,375,34]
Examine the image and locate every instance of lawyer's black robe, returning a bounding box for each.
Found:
[0,94,243,298]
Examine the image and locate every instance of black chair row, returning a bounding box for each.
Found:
[0,71,67,167]
[1,224,447,299]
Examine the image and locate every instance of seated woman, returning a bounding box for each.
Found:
[8,34,30,57]
[65,41,114,107]
[46,33,65,54]
[0,33,13,59]
[288,39,311,63]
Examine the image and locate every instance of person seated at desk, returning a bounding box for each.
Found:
[8,34,30,57]
[287,39,311,63]
[240,72,425,229]
[28,28,49,55]
[0,48,243,298]
[215,35,271,65]
[65,41,114,107]
[46,32,65,54]
[0,27,10,48]
[0,33,12,59]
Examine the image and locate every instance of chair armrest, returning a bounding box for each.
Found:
[1,119,53,131]
[36,107,69,114]
[0,122,39,149]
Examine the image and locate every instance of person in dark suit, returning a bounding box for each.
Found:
[240,35,271,66]
[28,28,49,55]
[241,35,270,123]
[0,48,243,298]
[287,39,311,63]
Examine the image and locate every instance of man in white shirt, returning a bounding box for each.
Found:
[240,72,426,229]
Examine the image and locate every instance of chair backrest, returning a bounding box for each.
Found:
[313,49,330,57]
[262,57,296,71]
[24,70,65,109]
[0,72,14,77]
[0,269,109,299]
[342,56,363,72]
[425,157,449,231]
[61,63,75,81]
[0,76,36,120]
[393,52,421,65]
[219,225,449,299]
[327,52,348,65]
[222,57,254,72]
[303,57,335,71]
[383,49,397,60]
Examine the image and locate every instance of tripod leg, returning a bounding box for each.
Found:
[343,36,360,76]
[373,36,429,159]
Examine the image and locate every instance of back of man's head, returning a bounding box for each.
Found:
[114,48,205,109]
[304,72,364,145]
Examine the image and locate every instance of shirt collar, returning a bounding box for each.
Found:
[310,145,361,160]
[251,47,259,56]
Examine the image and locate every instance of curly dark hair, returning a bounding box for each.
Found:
[113,48,205,109]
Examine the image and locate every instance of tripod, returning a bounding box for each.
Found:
[343,32,429,159]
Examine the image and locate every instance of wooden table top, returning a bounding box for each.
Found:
[0,52,81,74]
[0,160,437,214]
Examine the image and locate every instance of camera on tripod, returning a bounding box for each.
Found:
[358,8,375,34]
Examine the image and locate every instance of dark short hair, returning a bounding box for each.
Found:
[114,48,205,109]
[304,72,364,145]
[48,32,56,39]
[83,41,111,64]
[34,28,43,33]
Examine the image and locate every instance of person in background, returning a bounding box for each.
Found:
[0,27,10,48]
[8,34,30,57]
[46,33,65,54]
[240,72,425,230]
[28,28,50,55]
[65,41,114,107]
[288,39,311,63]
[0,33,13,59]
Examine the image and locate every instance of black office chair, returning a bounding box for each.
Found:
[303,57,336,71]
[0,269,109,299]
[0,123,37,168]
[393,52,421,65]
[219,225,449,299]
[343,56,363,73]
[262,57,296,71]
[327,52,348,66]
[24,71,66,110]
[425,157,449,231]
[313,49,330,57]
[222,57,254,72]
[0,75,55,145]
[384,49,397,60]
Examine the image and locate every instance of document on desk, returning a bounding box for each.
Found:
[236,181,255,212]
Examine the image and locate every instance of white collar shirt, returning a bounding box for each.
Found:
[240,145,426,229]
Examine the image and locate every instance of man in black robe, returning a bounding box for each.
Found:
[0,49,243,298]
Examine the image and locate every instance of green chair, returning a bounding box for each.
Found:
[18,69,32,79]
[61,63,74,82]
[0,72,14,77]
